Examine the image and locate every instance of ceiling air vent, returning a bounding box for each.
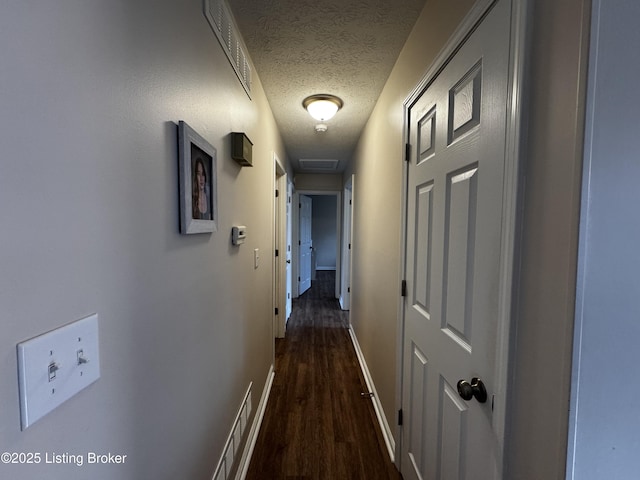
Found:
[204,0,252,97]
[299,159,340,171]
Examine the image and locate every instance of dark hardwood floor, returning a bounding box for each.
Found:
[246,271,403,480]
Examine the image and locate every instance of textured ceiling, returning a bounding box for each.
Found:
[227,0,427,173]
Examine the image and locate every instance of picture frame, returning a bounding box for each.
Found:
[178,120,218,234]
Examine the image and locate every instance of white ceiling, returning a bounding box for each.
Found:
[227,0,427,173]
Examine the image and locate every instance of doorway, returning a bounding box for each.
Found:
[292,190,342,300]
[273,154,291,338]
[340,176,353,311]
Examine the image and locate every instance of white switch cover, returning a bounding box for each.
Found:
[17,313,100,430]
[254,248,259,268]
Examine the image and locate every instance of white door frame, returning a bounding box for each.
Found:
[297,194,313,295]
[293,190,342,300]
[397,0,529,469]
[567,2,640,477]
[285,178,293,322]
[273,153,289,338]
[340,176,354,311]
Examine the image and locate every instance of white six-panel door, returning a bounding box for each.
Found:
[298,194,313,295]
[286,181,293,321]
[401,1,513,479]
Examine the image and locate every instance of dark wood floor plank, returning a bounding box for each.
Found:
[245,271,402,480]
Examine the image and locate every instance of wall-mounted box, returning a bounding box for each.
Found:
[231,225,247,245]
[231,132,253,167]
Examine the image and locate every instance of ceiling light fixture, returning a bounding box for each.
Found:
[303,94,343,122]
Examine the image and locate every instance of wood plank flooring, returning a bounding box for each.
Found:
[246,271,402,480]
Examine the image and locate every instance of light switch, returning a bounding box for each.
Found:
[254,248,259,268]
[17,313,100,429]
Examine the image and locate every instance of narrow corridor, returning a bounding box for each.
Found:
[246,271,402,479]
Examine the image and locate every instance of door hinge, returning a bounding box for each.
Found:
[401,280,407,297]
[398,409,403,426]
[275,249,279,257]
[275,189,279,197]
[348,243,351,250]
[347,287,350,293]
[275,307,279,315]
[299,203,302,208]
[405,143,411,162]
[298,276,301,281]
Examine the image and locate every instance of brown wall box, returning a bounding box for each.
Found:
[231,132,253,166]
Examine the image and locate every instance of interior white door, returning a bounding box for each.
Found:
[340,181,353,310]
[285,181,293,321]
[401,1,512,479]
[298,195,312,295]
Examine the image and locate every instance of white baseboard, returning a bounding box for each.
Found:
[235,365,275,480]
[348,327,396,462]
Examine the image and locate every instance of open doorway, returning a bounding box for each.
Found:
[273,154,291,338]
[340,175,353,311]
[292,190,342,300]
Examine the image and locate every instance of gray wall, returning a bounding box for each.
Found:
[0,1,286,479]
[310,195,337,270]
[506,0,590,477]
[294,173,343,191]
[567,1,640,477]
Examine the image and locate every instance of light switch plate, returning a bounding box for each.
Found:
[17,313,100,429]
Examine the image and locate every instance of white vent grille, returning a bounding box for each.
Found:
[205,0,252,97]
[299,159,340,171]
[211,383,253,480]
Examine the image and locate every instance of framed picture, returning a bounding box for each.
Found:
[178,120,218,234]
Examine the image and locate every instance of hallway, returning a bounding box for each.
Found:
[245,271,402,480]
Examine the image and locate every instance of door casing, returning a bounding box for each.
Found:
[273,154,289,338]
[340,176,354,311]
[293,190,342,300]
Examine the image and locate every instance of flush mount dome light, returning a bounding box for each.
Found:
[303,94,343,122]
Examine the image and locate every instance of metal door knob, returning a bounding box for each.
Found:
[456,377,487,403]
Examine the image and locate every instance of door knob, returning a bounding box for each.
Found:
[456,377,487,403]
